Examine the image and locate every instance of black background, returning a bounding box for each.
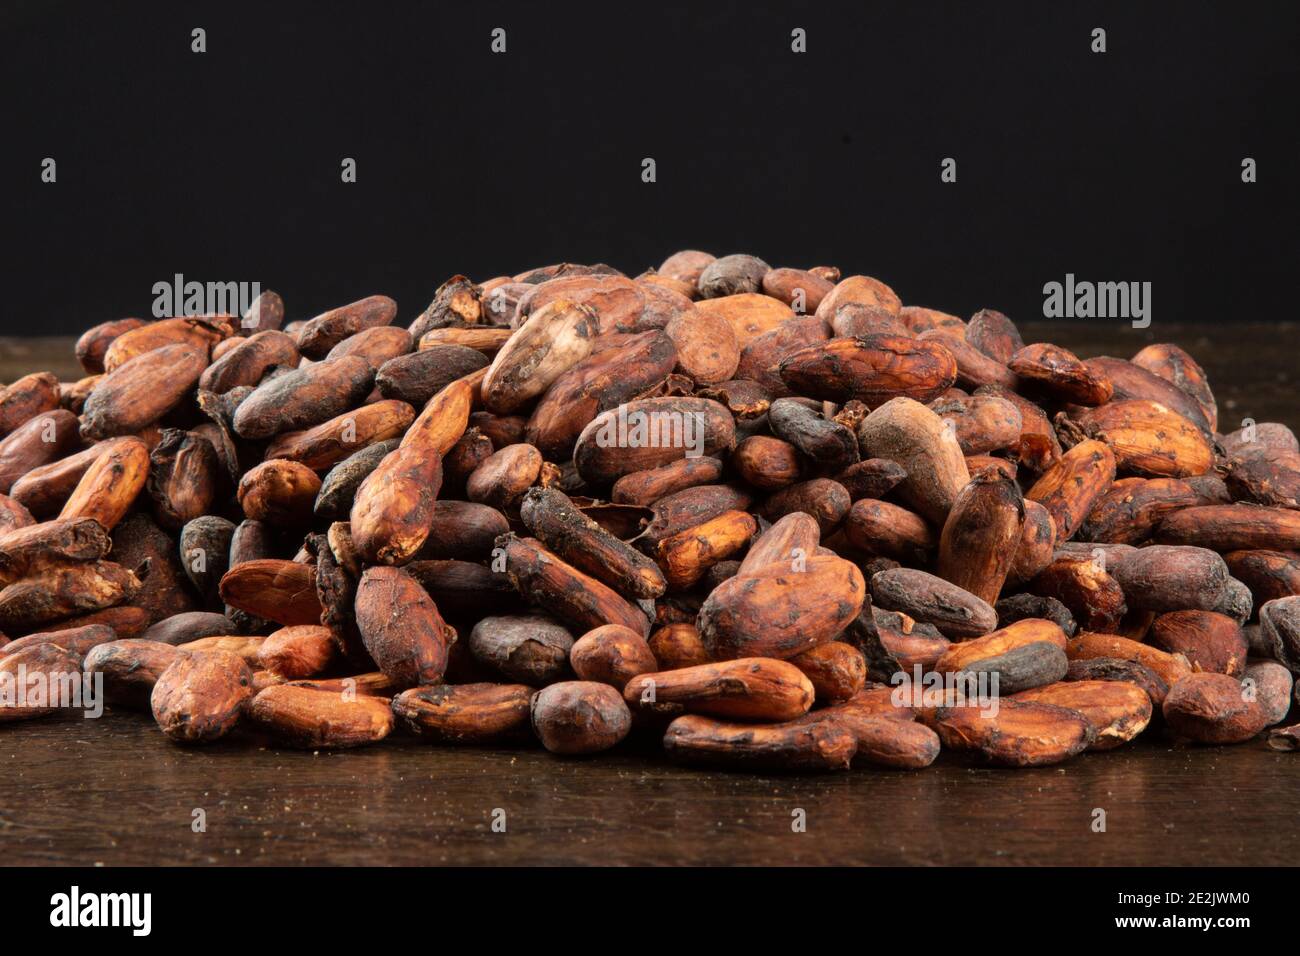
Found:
[9,865,1274,940]
[1,0,1296,334]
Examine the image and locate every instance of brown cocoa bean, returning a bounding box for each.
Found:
[150,649,252,743]
[247,683,394,748]
[1163,672,1268,744]
[392,682,532,743]
[663,712,856,771]
[355,566,451,686]
[530,680,632,754]
[869,567,997,640]
[1012,679,1152,750]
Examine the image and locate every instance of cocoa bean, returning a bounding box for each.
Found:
[150,649,252,744]
[530,680,632,754]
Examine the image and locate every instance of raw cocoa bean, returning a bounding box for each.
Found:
[0,642,85,721]
[238,459,321,525]
[1080,477,1210,544]
[232,355,374,441]
[103,317,228,372]
[81,344,209,440]
[198,330,299,394]
[834,458,907,502]
[1163,672,1268,744]
[574,397,735,484]
[1064,656,1170,706]
[735,316,829,396]
[296,295,397,359]
[497,534,650,636]
[659,250,715,288]
[787,641,866,703]
[350,443,443,564]
[256,625,337,679]
[0,559,140,632]
[1158,504,1300,552]
[392,683,532,743]
[814,275,901,322]
[995,593,1077,636]
[1132,343,1217,430]
[1243,660,1292,726]
[761,267,834,314]
[265,400,414,472]
[219,558,322,627]
[759,478,850,534]
[0,622,116,660]
[569,625,658,688]
[1112,545,1230,613]
[869,567,997,640]
[84,639,181,708]
[468,614,573,685]
[920,330,1017,390]
[75,318,147,374]
[929,394,1022,455]
[0,517,112,585]
[414,501,509,561]
[610,456,724,506]
[466,443,543,510]
[964,309,1024,365]
[697,255,771,299]
[921,698,1094,767]
[247,683,394,748]
[655,509,757,591]
[1066,631,1193,689]
[142,611,237,646]
[0,411,79,495]
[1149,610,1247,676]
[624,658,814,721]
[699,552,865,659]
[1012,679,1152,750]
[857,398,969,525]
[767,398,859,469]
[325,324,412,368]
[663,712,856,771]
[530,680,632,754]
[150,649,252,743]
[1029,558,1127,633]
[780,335,957,406]
[1071,400,1213,478]
[355,566,452,686]
[730,435,803,489]
[648,623,711,670]
[843,499,934,564]
[1009,343,1112,405]
[1084,356,1212,435]
[1026,439,1116,542]
[937,469,1024,605]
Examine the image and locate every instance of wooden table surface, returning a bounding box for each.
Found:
[1,321,1297,867]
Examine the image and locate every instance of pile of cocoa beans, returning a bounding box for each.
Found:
[2,250,1299,770]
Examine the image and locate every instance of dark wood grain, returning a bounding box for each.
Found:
[1,323,1298,867]
[3,711,1298,866]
